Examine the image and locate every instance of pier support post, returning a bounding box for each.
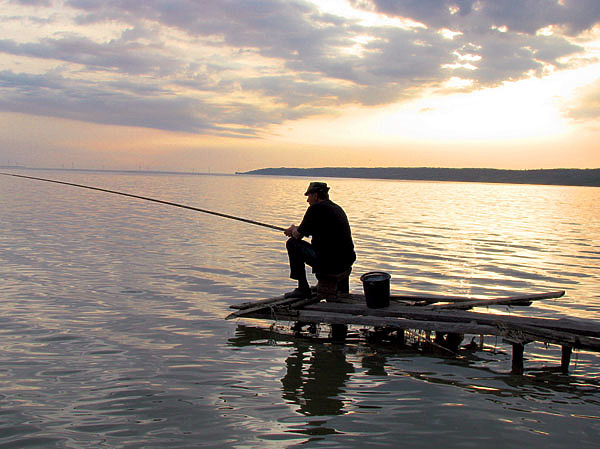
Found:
[561,346,572,374]
[396,329,405,346]
[331,324,347,341]
[511,342,525,374]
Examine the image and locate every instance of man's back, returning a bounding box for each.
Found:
[298,199,355,273]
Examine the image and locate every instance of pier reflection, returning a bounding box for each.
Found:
[229,324,600,403]
[228,323,600,447]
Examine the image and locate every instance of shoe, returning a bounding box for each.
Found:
[284,288,312,299]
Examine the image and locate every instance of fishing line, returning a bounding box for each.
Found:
[0,172,286,232]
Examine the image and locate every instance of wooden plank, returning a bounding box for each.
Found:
[318,290,564,306]
[231,290,563,310]
[233,309,300,322]
[496,322,600,352]
[428,291,565,310]
[304,302,600,338]
[332,292,522,305]
[230,294,287,310]
[230,291,322,310]
[226,295,318,320]
[289,296,323,309]
[233,305,600,351]
[390,293,514,304]
[234,308,495,334]
[295,310,498,335]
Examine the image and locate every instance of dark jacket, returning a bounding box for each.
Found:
[297,199,356,273]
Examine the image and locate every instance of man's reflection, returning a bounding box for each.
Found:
[230,325,354,416]
[281,341,354,416]
[361,353,388,376]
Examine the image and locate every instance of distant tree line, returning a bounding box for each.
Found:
[239,167,600,187]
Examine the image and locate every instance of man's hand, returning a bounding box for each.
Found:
[284,225,302,239]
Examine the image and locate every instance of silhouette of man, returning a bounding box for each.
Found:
[284,182,356,298]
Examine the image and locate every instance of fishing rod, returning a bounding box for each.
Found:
[0,172,286,232]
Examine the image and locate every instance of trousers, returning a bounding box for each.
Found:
[286,238,319,281]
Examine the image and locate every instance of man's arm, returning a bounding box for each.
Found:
[284,225,302,239]
[287,205,314,239]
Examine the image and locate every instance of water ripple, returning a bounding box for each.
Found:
[1,173,599,448]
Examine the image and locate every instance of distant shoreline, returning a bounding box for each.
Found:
[2,166,599,187]
[238,167,600,187]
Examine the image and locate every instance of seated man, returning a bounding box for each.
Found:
[284,182,356,299]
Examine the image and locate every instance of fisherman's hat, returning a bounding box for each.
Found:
[304,182,330,195]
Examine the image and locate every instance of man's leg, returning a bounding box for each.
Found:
[286,238,318,296]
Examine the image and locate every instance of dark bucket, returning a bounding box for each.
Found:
[360,271,391,308]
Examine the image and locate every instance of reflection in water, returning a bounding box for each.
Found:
[230,322,598,446]
[361,353,388,376]
[281,342,354,416]
[229,325,355,417]
[230,324,600,409]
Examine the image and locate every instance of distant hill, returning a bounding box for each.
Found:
[238,167,600,187]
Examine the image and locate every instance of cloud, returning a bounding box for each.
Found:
[0,0,597,136]
[567,78,600,121]
[0,35,182,76]
[0,70,215,132]
[10,0,53,6]
[361,0,600,35]
[0,67,329,137]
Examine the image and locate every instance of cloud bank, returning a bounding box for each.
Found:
[1,0,598,137]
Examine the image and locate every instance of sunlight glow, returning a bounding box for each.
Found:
[341,35,380,56]
[443,77,475,89]
[375,78,573,142]
[440,29,463,40]
[276,54,600,151]
[277,75,572,146]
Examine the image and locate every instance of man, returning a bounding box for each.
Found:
[284,182,356,299]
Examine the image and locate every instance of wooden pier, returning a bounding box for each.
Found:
[228,289,600,374]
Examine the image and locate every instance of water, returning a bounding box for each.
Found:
[1,170,599,448]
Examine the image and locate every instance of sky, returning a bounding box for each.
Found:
[1,0,599,173]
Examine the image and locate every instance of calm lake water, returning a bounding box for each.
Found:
[1,170,599,448]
